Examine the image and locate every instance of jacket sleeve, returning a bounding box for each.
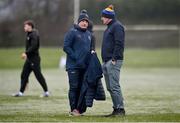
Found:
[63,30,76,60]
[112,25,125,60]
[25,33,38,55]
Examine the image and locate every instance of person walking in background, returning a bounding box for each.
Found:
[63,10,95,116]
[101,5,126,116]
[12,20,49,97]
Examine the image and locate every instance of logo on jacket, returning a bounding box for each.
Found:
[77,35,81,39]
[88,36,91,41]
[27,37,30,40]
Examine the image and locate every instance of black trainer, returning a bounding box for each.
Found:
[106,108,125,117]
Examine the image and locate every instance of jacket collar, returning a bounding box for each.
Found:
[74,24,87,32]
[107,19,116,27]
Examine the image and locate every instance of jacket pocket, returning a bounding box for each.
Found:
[76,50,89,67]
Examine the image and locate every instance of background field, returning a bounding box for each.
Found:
[0,48,179,69]
[0,48,179,122]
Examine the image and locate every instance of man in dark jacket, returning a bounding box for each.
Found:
[101,5,125,116]
[12,20,49,97]
[63,10,94,116]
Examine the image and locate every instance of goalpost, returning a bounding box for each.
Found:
[74,0,80,24]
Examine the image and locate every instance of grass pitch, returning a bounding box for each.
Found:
[0,48,179,122]
[0,68,179,122]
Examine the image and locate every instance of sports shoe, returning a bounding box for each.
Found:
[69,109,81,116]
[40,91,50,97]
[105,108,125,117]
[12,92,23,97]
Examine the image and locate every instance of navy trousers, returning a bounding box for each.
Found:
[67,69,85,112]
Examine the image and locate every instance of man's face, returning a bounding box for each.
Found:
[101,17,111,25]
[78,20,89,29]
[24,24,32,32]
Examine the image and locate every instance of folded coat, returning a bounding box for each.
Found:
[77,53,106,113]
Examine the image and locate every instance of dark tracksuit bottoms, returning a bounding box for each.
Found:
[20,57,48,93]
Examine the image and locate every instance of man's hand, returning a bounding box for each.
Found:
[91,50,95,54]
[21,52,27,60]
[111,60,116,65]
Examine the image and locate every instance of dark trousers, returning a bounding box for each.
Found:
[20,58,48,93]
[67,69,85,112]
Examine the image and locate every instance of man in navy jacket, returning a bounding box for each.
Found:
[101,5,125,116]
[63,10,94,116]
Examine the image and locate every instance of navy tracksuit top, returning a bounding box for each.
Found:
[63,24,92,70]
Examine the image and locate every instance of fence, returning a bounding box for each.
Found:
[94,25,180,48]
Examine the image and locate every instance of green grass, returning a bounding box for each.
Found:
[0,48,179,121]
[124,48,180,68]
[0,48,179,69]
[0,113,179,122]
[0,68,180,122]
[0,47,64,69]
